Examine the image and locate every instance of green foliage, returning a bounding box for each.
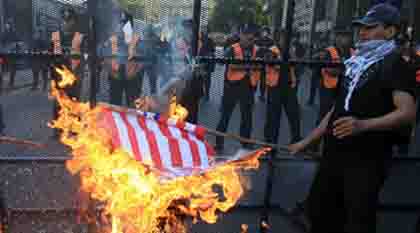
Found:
[209,0,270,33]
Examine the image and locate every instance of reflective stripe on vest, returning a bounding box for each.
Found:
[321,47,340,89]
[227,43,260,87]
[266,46,281,87]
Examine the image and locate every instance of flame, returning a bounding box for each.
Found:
[49,66,269,233]
[168,94,188,122]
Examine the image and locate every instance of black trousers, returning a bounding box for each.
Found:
[139,66,158,95]
[0,59,16,89]
[259,70,267,98]
[0,104,4,134]
[216,79,254,146]
[264,85,301,144]
[307,73,320,105]
[309,157,389,233]
[109,66,140,107]
[318,86,336,123]
[203,72,212,98]
[32,64,49,90]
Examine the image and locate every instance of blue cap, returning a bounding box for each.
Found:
[352,3,400,27]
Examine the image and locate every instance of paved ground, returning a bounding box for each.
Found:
[0,61,419,232]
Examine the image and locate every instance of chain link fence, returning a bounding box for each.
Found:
[0,0,419,232]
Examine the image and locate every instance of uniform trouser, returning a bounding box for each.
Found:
[264,85,301,144]
[109,66,140,107]
[216,79,255,146]
[0,60,16,89]
[318,86,336,124]
[307,74,320,104]
[0,104,4,134]
[310,157,389,233]
[32,64,49,90]
[139,66,158,95]
[259,70,266,98]
[203,72,212,98]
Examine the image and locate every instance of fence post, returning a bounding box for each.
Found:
[192,0,202,57]
[88,0,98,109]
[260,1,296,232]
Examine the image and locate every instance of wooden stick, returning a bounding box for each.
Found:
[0,136,47,148]
[97,102,322,158]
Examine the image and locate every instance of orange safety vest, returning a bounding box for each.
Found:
[226,43,260,87]
[110,34,141,79]
[52,31,83,70]
[321,47,340,89]
[266,46,281,87]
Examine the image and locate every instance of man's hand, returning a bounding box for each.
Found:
[332,117,366,139]
[288,141,308,155]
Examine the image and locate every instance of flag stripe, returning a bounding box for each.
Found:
[112,112,134,157]
[138,117,163,169]
[127,114,153,164]
[188,133,209,168]
[145,118,172,169]
[183,131,202,167]
[158,123,183,167]
[119,112,142,161]
[168,126,194,168]
[103,109,122,149]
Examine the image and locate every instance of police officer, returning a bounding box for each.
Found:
[31,29,49,91]
[216,24,261,150]
[138,25,159,96]
[51,7,85,137]
[0,20,18,91]
[318,27,354,123]
[255,26,274,102]
[263,28,301,145]
[108,11,141,107]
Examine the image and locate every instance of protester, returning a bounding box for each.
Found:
[289,4,416,233]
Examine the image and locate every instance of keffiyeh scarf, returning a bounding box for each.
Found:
[343,40,396,111]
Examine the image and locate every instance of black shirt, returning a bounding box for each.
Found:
[324,50,416,161]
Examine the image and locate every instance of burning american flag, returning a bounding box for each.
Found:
[50,66,269,233]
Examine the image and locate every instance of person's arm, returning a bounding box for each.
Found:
[288,107,334,154]
[332,91,416,139]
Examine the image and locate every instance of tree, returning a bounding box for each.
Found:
[209,0,270,33]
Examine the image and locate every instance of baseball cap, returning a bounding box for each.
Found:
[352,3,400,27]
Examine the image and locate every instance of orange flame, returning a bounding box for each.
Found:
[49,66,269,233]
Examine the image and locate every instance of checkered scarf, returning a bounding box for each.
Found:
[343,40,396,111]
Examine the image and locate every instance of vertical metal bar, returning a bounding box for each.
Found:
[309,0,319,58]
[191,0,202,57]
[260,1,295,232]
[88,0,98,108]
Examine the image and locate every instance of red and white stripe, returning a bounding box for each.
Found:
[101,108,215,177]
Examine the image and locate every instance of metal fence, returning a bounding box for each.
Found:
[0,0,420,232]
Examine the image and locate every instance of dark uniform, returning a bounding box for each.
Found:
[51,8,85,137]
[31,30,50,91]
[255,27,274,102]
[108,31,141,107]
[216,25,261,150]
[263,45,301,144]
[138,26,159,95]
